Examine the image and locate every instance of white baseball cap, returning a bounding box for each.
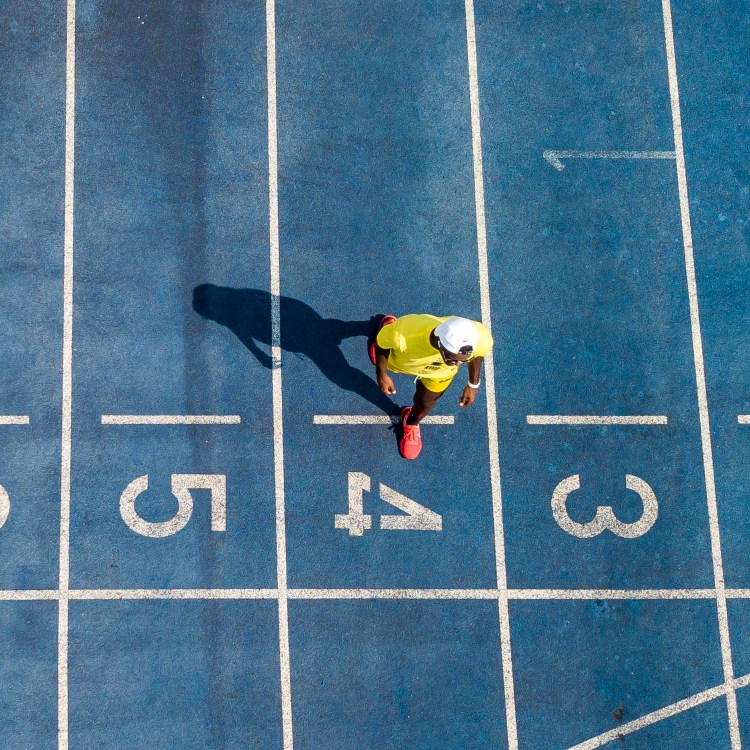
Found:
[434,317,478,355]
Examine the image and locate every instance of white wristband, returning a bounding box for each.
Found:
[467,380,480,389]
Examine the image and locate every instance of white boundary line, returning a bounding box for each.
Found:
[58,2,75,748]
[527,415,668,425]
[569,672,750,750]
[0,587,729,601]
[101,415,241,425]
[661,1,740,747]
[313,415,454,425]
[737,416,750,424]
[0,416,31,425]
[464,3,518,747]
[266,3,294,748]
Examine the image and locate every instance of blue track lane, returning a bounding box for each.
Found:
[671,0,750,742]
[0,3,64,589]
[72,1,276,590]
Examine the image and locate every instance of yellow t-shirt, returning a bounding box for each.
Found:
[376,314,493,379]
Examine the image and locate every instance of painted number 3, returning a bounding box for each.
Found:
[551,474,658,539]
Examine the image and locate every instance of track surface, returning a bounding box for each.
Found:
[0,0,748,748]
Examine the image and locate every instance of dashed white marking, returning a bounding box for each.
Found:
[661,1,740,746]
[266,2,293,748]
[59,3,76,748]
[0,416,31,425]
[101,414,241,425]
[527,415,668,425]
[313,415,454,425]
[543,149,676,171]
[569,673,750,750]
[464,2,518,747]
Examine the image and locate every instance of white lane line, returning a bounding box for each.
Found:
[737,416,750,424]
[0,586,728,601]
[464,3,518,748]
[313,415,454,425]
[543,150,676,171]
[527,415,668,426]
[59,3,75,749]
[661,2,740,748]
[69,589,279,600]
[568,674,750,750]
[266,2,293,748]
[101,414,241,425]
[0,416,31,425]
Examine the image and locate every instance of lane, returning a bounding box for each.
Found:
[0,2,65,588]
[670,1,750,744]
[670,0,750,589]
[0,602,58,748]
[289,600,506,750]
[510,599,724,749]
[275,0,498,591]
[72,1,276,589]
[474,0,715,590]
[68,600,282,749]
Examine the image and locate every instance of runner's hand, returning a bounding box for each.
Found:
[459,386,477,408]
[378,374,397,395]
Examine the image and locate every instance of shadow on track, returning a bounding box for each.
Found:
[192,284,399,416]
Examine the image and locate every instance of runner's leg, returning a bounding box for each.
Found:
[407,380,444,424]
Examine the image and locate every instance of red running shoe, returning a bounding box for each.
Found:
[369,314,397,365]
[398,406,422,460]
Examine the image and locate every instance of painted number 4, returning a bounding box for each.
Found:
[335,472,442,537]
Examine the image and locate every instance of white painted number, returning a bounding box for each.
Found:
[335,472,442,536]
[335,472,373,536]
[120,474,227,538]
[551,473,658,539]
[0,484,9,529]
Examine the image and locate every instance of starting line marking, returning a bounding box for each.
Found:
[569,672,750,750]
[101,415,241,425]
[527,415,668,426]
[0,416,30,425]
[0,587,727,601]
[313,415,454,425]
[543,149,676,171]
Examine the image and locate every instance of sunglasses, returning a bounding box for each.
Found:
[437,341,473,365]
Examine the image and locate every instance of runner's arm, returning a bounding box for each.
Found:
[375,345,396,394]
[459,356,484,407]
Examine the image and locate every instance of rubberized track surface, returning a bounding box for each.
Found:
[1,1,749,748]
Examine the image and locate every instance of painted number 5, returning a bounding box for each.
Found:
[551,474,658,539]
[120,474,226,538]
[0,484,9,529]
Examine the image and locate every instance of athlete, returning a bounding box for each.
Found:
[369,314,493,459]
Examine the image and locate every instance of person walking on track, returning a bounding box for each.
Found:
[369,314,493,460]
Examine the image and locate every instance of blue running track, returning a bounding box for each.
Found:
[0,0,748,747]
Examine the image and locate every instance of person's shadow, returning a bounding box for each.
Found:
[193,284,400,416]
